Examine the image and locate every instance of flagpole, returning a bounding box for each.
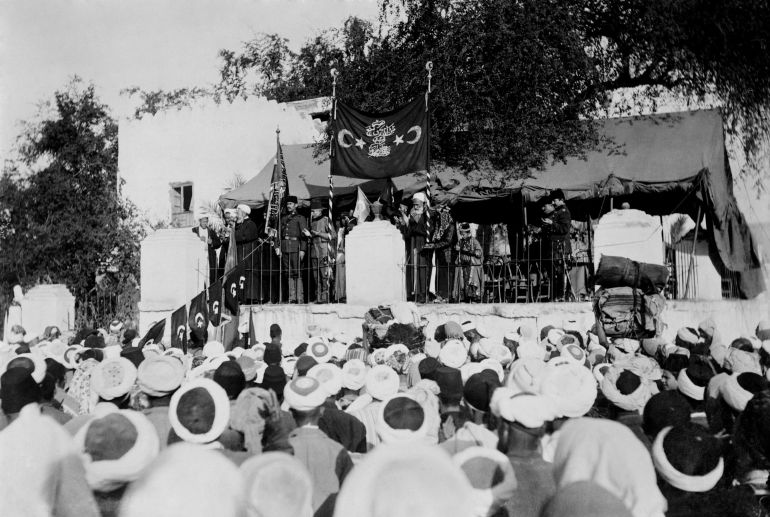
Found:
[424,61,433,210]
[328,68,338,302]
[277,126,283,304]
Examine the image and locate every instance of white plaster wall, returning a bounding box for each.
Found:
[118,97,322,224]
[237,298,769,350]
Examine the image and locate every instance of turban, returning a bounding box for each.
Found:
[507,357,547,393]
[307,363,343,397]
[91,358,137,401]
[120,443,244,517]
[539,363,597,418]
[600,367,654,414]
[376,393,430,444]
[721,372,767,412]
[169,378,231,444]
[284,376,327,411]
[76,407,159,492]
[240,452,313,517]
[491,388,557,428]
[439,339,468,369]
[334,443,474,517]
[652,425,724,493]
[236,204,251,215]
[342,359,367,390]
[723,348,761,375]
[137,356,185,397]
[365,364,400,401]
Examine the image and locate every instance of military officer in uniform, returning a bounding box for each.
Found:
[540,189,572,301]
[276,195,308,303]
[306,198,334,303]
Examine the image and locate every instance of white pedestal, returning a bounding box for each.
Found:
[138,229,207,335]
[19,285,75,338]
[593,209,664,269]
[346,220,406,306]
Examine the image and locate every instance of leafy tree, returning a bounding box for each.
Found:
[0,77,146,328]
[123,0,770,179]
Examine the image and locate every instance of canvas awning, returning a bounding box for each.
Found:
[220,109,763,296]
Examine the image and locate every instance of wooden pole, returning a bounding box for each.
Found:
[683,205,703,299]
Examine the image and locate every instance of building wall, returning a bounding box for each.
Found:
[118,97,322,224]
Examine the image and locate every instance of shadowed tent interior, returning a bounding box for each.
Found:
[220,109,763,297]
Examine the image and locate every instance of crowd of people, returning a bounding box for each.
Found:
[3,313,770,516]
[197,189,577,306]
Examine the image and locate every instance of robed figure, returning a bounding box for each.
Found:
[400,192,432,303]
[234,204,260,303]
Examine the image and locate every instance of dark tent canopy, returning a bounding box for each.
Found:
[220,109,763,296]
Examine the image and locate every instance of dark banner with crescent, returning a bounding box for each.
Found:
[207,280,223,327]
[170,304,188,353]
[139,318,166,347]
[224,261,246,314]
[188,290,208,342]
[332,97,428,179]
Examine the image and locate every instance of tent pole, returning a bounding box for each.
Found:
[683,205,702,299]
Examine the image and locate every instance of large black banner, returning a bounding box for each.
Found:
[332,97,428,179]
[188,290,208,342]
[170,304,188,353]
[207,280,223,327]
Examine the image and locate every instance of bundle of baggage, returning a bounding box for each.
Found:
[593,255,669,340]
[362,302,426,351]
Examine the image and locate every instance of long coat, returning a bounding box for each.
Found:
[235,219,261,300]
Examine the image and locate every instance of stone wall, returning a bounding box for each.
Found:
[241,296,770,348]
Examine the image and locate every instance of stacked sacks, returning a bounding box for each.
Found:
[362,302,425,351]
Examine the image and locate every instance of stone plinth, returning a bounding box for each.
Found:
[593,209,664,268]
[19,285,75,338]
[138,229,207,335]
[345,220,406,306]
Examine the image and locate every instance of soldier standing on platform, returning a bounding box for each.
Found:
[306,198,334,304]
[276,195,308,303]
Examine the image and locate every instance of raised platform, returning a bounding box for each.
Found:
[238,297,770,348]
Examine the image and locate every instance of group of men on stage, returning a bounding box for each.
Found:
[193,197,336,305]
[193,187,573,305]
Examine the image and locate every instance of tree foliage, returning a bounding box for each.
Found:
[124,0,770,178]
[0,78,146,323]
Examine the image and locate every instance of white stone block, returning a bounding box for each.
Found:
[593,209,664,268]
[19,284,75,338]
[345,220,406,306]
[138,229,207,334]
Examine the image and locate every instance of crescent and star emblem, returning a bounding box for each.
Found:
[195,313,205,328]
[338,126,421,152]
[337,129,355,148]
[405,126,422,144]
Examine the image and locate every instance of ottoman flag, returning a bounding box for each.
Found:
[224,261,246,314]
[171,304,188,353]
[207,279,223,327]
[188,290,208,342]
[332,97,428,179]
[139,318,166,347]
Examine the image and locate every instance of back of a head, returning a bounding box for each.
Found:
[240,452,313,517]
[334,442,474,517]
[542,481,632,517]
[119,443,245,517]
[662,423,721,478]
